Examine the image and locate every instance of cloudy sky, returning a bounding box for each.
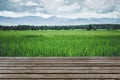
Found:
[0,0,120,19]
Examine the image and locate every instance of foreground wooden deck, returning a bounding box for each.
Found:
[0,57,120,80]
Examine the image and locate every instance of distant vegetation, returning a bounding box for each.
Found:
[0,24,120,31]
[0,30,120,57]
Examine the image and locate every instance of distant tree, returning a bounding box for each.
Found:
[87,24,93,31]
[0,24,120,31]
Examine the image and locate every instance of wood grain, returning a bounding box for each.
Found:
[0,57,119,80]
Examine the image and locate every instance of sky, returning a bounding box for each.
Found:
[0,0,120,19]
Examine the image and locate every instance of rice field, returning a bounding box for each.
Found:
[0,30,120,57]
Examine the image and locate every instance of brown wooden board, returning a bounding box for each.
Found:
[0,57,119,80]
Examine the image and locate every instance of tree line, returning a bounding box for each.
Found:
[0,24,120,31]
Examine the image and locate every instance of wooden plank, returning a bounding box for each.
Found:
[0,67,119,70]
[0,61,120,64]
[0,60,119,62]
[0,74,120,79]
[0,63,120,67]
[0,69,119,74]
[0,57,119,80]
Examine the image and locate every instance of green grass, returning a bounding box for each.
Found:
[0,30,120,57]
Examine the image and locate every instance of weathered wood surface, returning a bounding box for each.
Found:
[0,57,120,80]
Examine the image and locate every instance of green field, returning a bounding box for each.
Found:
[0,30,120,57]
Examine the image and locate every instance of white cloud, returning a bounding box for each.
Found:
[35,7,43,12]
[19,1,41,7]
[26,1,39,6]
[9,0,22,3]
[42,0,64,13]
[56,11,119,19]
[0,11,51,18]
[57,3,80,12]
[0,11,30,17]
[84,0,119,13]
[0,0,120,18]
[33,12,51,18]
